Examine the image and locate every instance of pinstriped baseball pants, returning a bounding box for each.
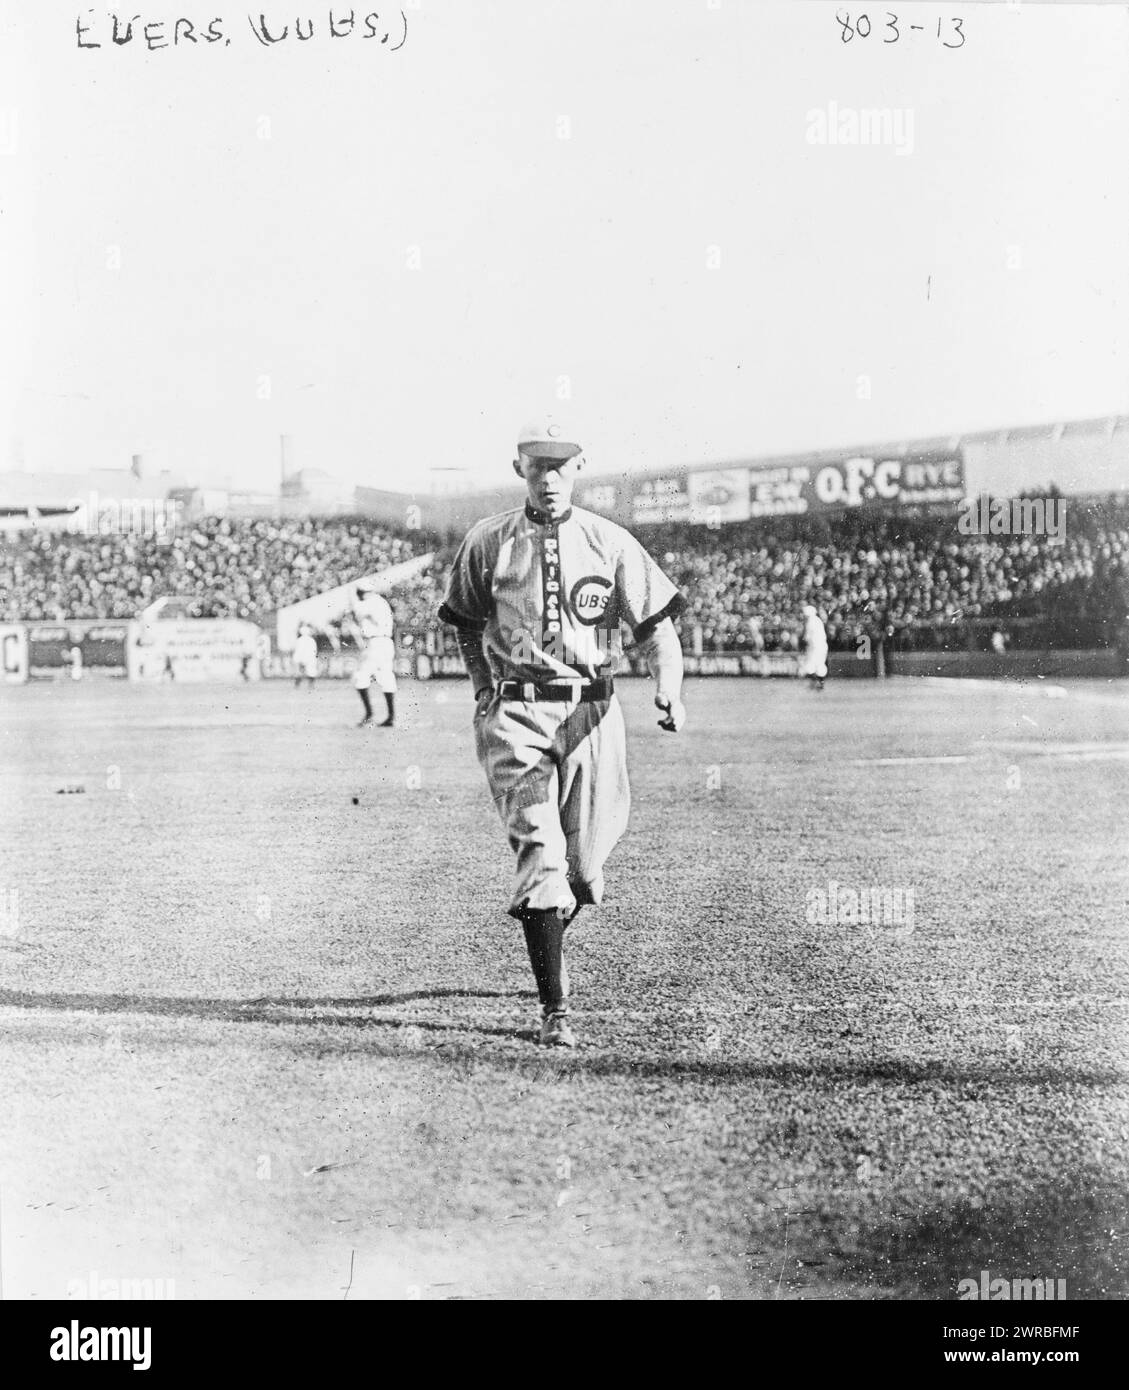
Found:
[474,694,630,919]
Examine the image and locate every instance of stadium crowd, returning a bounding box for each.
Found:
[2,499,1128,654]
[649,503,1129,653]
[0,516,420,625]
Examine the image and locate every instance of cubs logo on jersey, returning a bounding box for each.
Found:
[570,575,613,626]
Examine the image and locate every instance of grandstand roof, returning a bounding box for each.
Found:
[518,414,1128,494]
[352,413,1126,532]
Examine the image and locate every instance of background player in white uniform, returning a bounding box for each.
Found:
[293,625,319,689]
[439,414,686,1048]
[349,583,396,727]
[798,603,828,690]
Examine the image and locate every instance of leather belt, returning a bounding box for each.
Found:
[496,678,614,703]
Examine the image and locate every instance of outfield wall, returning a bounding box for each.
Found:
[2,618,266,683]
[367,647,1123,681]
[396,647,1122,681]
[3,618,1120,684]
[885,648,1123,680]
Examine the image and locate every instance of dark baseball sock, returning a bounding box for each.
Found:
[384,692,395,723]
[358,687,373,718]
[521,909,569,1011]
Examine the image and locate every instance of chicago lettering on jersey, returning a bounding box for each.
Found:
[542,535,562,635]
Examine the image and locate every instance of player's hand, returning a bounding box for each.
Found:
[655,694,686,733]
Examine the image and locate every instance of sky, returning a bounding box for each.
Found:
[1,1,1126,494]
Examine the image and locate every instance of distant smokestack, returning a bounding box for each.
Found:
[281,435,296,488]
[131,454,146,480]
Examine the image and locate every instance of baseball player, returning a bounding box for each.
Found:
[293,625,319,690]
[798,603,828,690]
[438,414,687,1048]
[349,583,397,727]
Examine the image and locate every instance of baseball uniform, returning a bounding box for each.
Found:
[439,500,684,920]
[293,632,318,679]
[352,592,397,694]
[798,606,828,679]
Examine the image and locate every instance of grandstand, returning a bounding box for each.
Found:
[1,417,1126,671]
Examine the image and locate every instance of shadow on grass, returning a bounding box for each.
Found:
[783,1186,1128,1300]
[0,987,1125,1085]
[0,986,539,1043]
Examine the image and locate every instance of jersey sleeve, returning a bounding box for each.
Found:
[438,525,493,633]
[615,533,685,641]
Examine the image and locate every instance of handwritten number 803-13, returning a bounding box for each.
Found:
[835,12,966,48]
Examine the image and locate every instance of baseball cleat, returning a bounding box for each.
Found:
[539,1008,576,1048]
[357,715,373,726]
[376,718,394,728]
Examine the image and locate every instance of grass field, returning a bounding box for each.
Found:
[1,674,1126,1301]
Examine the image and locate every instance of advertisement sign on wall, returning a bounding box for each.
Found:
[0,625,28,683]
[129,619,266,682]
[749,452,965,517]
[26,622,131,678]
[627,451,963,527]
[688,468,752,524]
[631,475,691,525]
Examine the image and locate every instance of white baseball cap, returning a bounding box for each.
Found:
[516,414,583,461]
